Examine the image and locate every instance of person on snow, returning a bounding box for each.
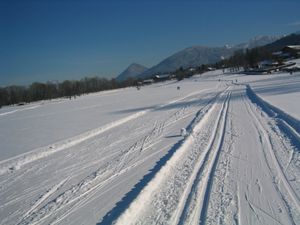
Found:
[181,128,187,137]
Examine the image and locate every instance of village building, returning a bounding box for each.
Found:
[281,45,300,58]
[142,79,154,85]
[153,74,171,82]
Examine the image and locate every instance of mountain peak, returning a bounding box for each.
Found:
[128,63,143,67]
[116,63,148,81]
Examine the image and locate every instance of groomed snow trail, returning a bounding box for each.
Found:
[203,84,300,225]
[1,75,300,225]
[103,83,300,225]
[109,88,231,225]
[0,81,228,225]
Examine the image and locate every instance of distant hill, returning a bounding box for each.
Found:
[117,35,281,80]
[264,33,300,52]
[139,46,234,78]
[138,35,279,79]
[116,63,148,81]
[234,35,280,49]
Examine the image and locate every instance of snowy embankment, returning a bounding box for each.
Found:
[1,70,300,225]
[247,85,300,135]
[239,58,300,120]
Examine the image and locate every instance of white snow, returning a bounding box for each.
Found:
[0,67,300,225]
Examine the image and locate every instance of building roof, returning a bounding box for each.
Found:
[259,60,279,66]
[284,45,300,51]
[143,79,154,83]
[154,74,170,79]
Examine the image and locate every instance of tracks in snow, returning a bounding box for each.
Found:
[107,88,231,225]
[243,85,300,223]
[13,86,228,225]
[0,88,213,176]
[177,90,230,225]
[5,80,300,225]
[102,83,300,225]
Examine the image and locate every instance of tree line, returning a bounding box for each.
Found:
[0,46,286,108]
[174,64,210,81]
[171,46,283,80]
[0,77,136,108]
[0,65,214,108]
[215,47,275,70]
[3,33,299,108]
[217,33,300,70]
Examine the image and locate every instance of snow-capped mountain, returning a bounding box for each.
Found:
[117,35,282,80]
[139,46,234,78]
[234,35,281,49]
[138,36,281,79]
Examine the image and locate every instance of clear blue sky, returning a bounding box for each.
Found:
[1,0,300,86]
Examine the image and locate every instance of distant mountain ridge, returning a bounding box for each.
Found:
[264,33,300,52]
[139,46,234,78]
[234,35,280,49]
[117,34,282,80]
[116,63,148,81]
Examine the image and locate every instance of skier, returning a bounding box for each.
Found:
[181,128,187,137]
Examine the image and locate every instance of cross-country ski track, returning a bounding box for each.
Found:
[1,69,300,225]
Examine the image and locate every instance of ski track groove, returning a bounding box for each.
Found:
[54,92,223,225]
[178,91,231,225]
[0,88,211,176]
[18,141,169,225]
[109,88,231,225]
[20,178,69,223]
[16,88,227,225]
[52,89,226,224]
[205,109,237,225]
[3,79,300,225]
[171,97,226,225]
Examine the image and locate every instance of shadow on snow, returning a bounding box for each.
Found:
[97,137,185,225]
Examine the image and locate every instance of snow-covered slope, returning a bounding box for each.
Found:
[0,69,300,225]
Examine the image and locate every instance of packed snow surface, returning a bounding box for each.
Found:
[0,66,300,225]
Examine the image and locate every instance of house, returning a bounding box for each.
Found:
[142,79,154,85]
[282,45,300,58]
[207,67,216,71]
[153,74,171,82]
[245,60,281,74]
[272,51,290,59]
[258,60,279,69]
[187,67,196,72]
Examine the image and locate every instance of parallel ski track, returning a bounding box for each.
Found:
[175,90,230,225]
[112,88,231,225]
[0,88,214,176]
[16,87,228,225]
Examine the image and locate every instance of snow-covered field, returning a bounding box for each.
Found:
[1,63,300,224]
